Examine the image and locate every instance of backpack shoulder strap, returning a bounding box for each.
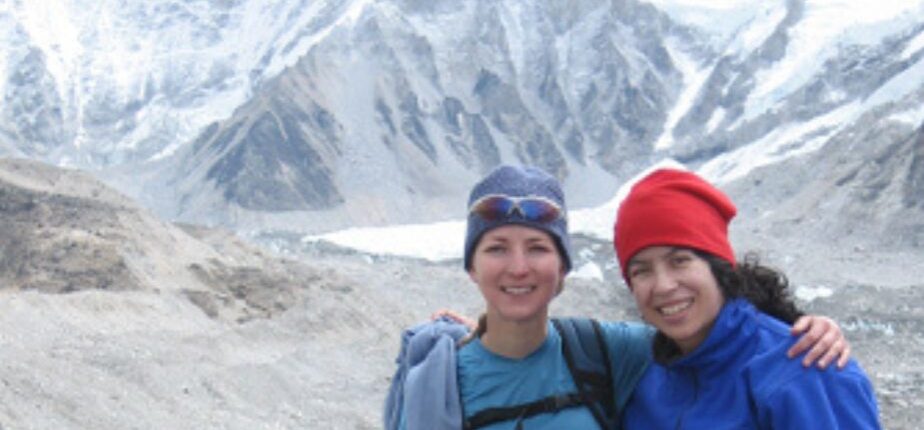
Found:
[552,317,618,430]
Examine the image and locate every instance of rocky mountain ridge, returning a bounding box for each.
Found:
[5,1,923,242]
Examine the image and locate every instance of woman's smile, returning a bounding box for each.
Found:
[501,285,537,296]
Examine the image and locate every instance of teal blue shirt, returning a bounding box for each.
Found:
[458,320,654,429]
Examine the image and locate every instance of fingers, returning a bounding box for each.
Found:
[837,344,852,369]
[801,318,832,366]
[432,308,465,322]
[790,316,810,335]
[430,308,452,320]
[787,317,824,360]
[786,335,811,360]
[815,337,847,369]
[788,315,853,370]
[801,328,834,367]
[430,308,477,330]
[807,330,839,369]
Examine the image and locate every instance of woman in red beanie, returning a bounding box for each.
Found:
[615,168,881,429]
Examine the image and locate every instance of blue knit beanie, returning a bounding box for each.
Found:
[463,164,572,272]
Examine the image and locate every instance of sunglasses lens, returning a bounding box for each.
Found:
[470,195,561,223]
[518,200,560,223]
[471,196,515,221]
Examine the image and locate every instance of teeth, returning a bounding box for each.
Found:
[503,286,534,295]
[660,301,692,315]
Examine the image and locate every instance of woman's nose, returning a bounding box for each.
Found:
[651,267,678,294]
[506,249,530,275]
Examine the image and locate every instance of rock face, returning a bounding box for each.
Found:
[1,158,922,429]
[0,157,331,322]
[0,180,138,293]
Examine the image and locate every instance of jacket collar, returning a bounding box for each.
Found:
[655,298,758,372]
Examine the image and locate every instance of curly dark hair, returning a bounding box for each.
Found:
[699,251,804,324]
[652,250,805,363]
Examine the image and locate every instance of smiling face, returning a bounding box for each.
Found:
[468,225,565,326]
[626,246,725,353]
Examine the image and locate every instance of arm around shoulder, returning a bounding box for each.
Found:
[598,321,655,410]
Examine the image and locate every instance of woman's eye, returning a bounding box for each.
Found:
[483,245,506,254]
[628,266,650,279]
[529,245,553,254]
[671,255,691,265]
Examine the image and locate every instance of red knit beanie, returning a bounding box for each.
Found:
[613,168,737,283]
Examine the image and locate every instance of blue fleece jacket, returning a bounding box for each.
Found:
[623,299,881,429]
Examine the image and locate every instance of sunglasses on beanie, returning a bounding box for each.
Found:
[468,194,564,223]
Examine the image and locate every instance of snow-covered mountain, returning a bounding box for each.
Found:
[132,0,693,232]
[0,0,370,165]
[3,0,924,244]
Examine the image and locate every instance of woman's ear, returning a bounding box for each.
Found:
[556,262,567,296]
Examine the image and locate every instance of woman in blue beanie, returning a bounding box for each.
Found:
[386,164,851,430]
